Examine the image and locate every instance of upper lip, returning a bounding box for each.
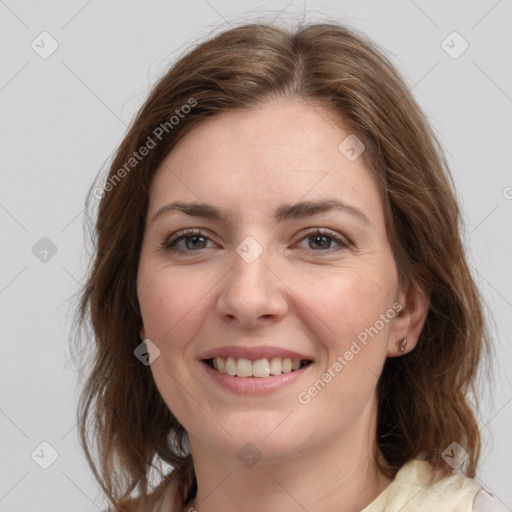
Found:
[199,345,314,361]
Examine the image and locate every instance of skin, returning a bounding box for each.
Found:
[137,97,428,512]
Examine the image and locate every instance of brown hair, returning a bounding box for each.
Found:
[73,19,492,510]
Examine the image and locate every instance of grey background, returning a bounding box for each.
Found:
[0,1,511,510]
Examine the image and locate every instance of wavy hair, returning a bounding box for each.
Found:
[73,19,492,511]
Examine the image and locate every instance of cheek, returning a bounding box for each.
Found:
[137,267,210,426]
[138,280,172,341]
[300,274,395,410]
[305,267,396,343]
[137,264,213,353]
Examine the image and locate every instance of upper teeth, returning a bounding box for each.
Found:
[212,357,304,378]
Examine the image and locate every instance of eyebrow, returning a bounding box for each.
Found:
[151,199,370,226]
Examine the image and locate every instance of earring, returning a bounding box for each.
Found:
[399,337,407,354]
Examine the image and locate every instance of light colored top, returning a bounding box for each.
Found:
[127,458,505,511]
[360,459,505,511]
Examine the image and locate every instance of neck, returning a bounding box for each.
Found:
[184,397,393,512]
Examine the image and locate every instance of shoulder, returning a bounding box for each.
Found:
[363,459,486,511]
[472,488,510,512]
[393,460,509,512]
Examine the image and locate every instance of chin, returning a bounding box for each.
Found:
[192,417,313,467]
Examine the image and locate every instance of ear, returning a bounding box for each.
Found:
[139,325,146,341]
[387,270,429,357]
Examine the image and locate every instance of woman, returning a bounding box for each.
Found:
[75,20,503,511]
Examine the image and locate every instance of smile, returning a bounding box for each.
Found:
[205,356,313,378]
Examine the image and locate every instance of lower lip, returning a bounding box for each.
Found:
[201,360,313,395]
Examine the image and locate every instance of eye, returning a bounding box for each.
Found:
[160,227,351,255]
[160,229,215,254]
[295,228,351,253]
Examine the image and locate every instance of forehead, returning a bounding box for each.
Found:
[148,98,383,225]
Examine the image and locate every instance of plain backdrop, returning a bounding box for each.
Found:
[0,1,511,510]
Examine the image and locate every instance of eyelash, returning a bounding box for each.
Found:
[160,228,351,256]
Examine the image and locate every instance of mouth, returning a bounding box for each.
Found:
[203,356,314,378]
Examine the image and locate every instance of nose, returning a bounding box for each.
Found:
[216,244,289,328]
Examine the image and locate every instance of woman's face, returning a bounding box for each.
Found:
[137,98,418,465]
